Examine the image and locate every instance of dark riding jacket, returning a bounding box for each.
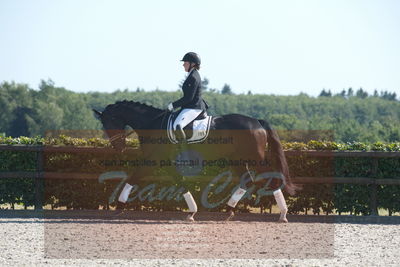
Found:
[172,69,209,110]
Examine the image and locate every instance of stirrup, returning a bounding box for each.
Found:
[175,125,186,142]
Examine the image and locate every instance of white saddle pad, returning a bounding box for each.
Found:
[167,114,212,144]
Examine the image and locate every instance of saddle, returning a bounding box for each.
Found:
[167,110,212,144]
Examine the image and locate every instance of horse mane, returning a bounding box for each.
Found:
[104,100,163,117]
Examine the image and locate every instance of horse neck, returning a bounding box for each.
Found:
[135,113,168,135]
[113,102,163,130]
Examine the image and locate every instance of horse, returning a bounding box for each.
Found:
[93,100,299,222]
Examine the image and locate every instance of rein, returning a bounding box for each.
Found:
[112,110,169,141]
[150,110,169,123]
[148,109,170,129]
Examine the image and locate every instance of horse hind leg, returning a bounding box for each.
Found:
[224,189,245,221]
[224,168,251,221]
[252,159,289,223]
[265,174,288,222]
[254,149,289,223]
[261,173,289,223]
[224,162,260,221]
[273,188,288,223]
[225,205,235,221]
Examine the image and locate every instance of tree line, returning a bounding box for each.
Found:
[1,79,399,143]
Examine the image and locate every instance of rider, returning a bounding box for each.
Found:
[167,52,209,141]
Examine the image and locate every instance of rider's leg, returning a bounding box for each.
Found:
[175,125,186,141]
[173,109,202,141]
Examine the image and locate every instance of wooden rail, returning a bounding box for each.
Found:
[1,145,399,214]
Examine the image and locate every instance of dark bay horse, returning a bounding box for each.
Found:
[94,100,298,222]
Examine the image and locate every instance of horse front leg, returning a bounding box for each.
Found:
[115,172,138,216]
[183,191,197,221]
[111,182,133,216]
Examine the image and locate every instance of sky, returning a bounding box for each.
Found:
[1,0,399,96]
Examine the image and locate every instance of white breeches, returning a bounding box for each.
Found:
[173,108,203,130]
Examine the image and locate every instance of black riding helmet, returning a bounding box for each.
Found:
[181,52,201,65]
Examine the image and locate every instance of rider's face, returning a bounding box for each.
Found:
[183,61,191,72]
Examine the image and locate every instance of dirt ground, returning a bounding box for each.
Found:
[0,212,399,266]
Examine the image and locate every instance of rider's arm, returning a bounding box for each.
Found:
[172,75,199,109]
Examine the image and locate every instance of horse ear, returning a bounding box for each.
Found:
[92,109,102,119]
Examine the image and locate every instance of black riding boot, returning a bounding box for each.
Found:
[175,125,186,142]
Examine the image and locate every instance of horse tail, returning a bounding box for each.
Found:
[258,119,300,196]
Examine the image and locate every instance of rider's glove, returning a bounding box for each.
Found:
[167,103,174,111]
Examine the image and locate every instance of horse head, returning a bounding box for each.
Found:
[92,109,102,119]
[93,104,129,152]
[94,101,164,152]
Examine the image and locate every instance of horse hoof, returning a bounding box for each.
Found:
[112,210,125,217]
[225,211,234,221]
[186,216,195,222]
[278,218,288,223]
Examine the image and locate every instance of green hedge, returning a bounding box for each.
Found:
[0,136,399,215]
